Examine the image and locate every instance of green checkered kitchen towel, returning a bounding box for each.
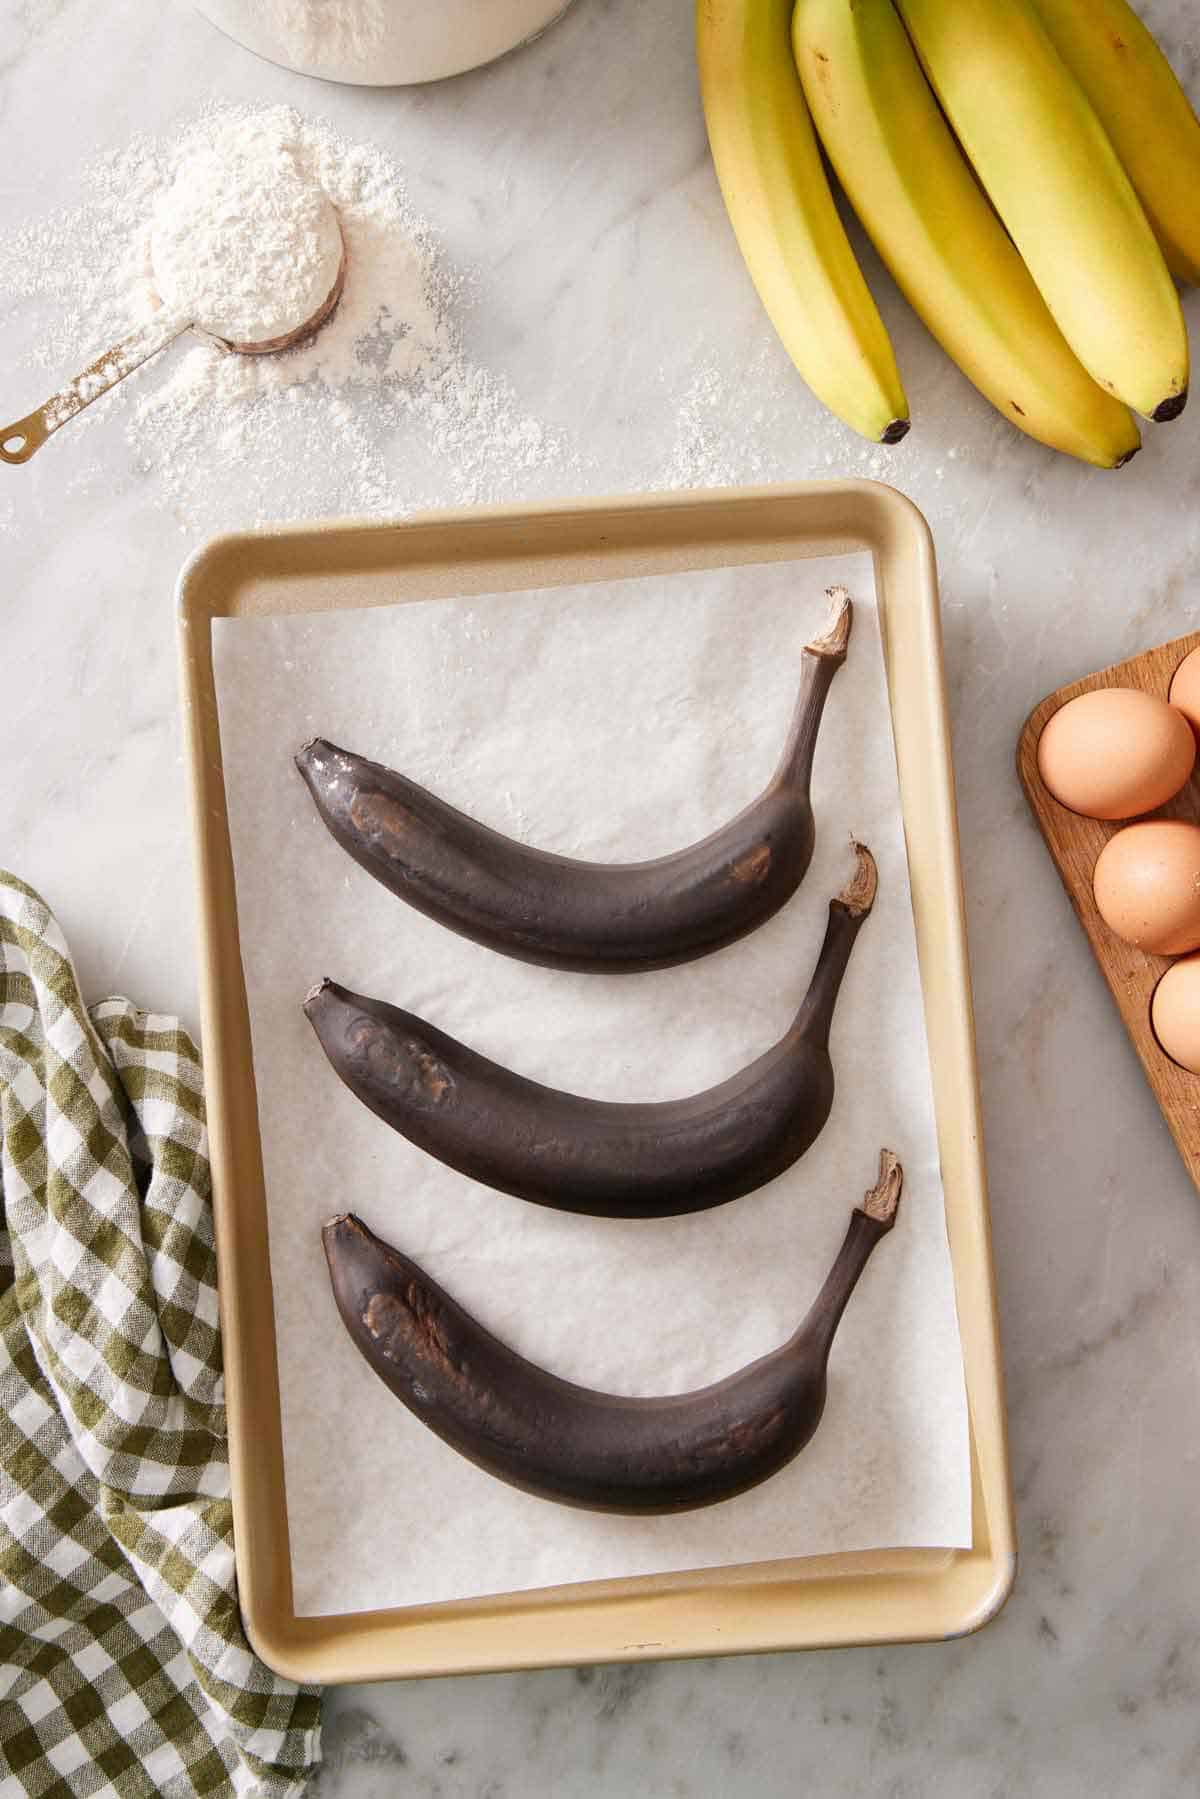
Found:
[0,871,321,1797]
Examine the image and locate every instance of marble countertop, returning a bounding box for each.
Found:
[6,0,1200,1791]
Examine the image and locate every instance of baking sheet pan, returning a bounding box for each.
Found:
[178,481,1014,1681]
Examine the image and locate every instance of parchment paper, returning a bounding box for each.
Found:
[212,552,971,1616]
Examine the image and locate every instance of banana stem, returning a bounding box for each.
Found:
[797,1150,903,1362]
[774,587,854,791]
[791,841,877,1047]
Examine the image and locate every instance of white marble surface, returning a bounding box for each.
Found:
[5,0,1200,1791]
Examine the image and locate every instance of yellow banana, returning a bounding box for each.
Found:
[896,0,1188,422]
[792,0,1139,469]
[696,0,909,444]
[1029,0,1200,287]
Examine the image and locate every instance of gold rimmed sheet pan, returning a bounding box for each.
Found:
[178,481,1013,1682]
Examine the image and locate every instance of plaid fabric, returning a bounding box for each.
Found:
[0,871,321,1797]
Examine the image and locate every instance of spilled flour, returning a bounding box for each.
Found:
[0,104,570,528]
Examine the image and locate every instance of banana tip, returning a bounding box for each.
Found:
[304,977,333,1009]
[1152,389,1188,424]
[861,1149,902,1226]
[837,841,877,918]
[807,586,852,660]
[881,418,910,446]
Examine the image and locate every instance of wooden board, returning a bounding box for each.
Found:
[1018,631,1200,1194]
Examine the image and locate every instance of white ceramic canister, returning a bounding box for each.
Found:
[194,0,577,85]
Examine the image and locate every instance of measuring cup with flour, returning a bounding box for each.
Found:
[1,141,345,465]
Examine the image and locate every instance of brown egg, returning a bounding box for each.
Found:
[1036,687,1195,820]
[1093,820,1200,954]
[1169,646,1200,747]
[1151,955,1200,1074]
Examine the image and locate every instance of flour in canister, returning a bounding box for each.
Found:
[243,0,387,68]
[0,104,570,529]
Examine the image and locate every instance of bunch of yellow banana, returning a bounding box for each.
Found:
[695,0,1200,467]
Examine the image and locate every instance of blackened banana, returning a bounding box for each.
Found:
[303,843,876,1218]
[295,588,852,973]
[322,1151,902,1513]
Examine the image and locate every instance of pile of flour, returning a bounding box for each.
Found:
[149,114,345,347]
[0,104,568,528]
